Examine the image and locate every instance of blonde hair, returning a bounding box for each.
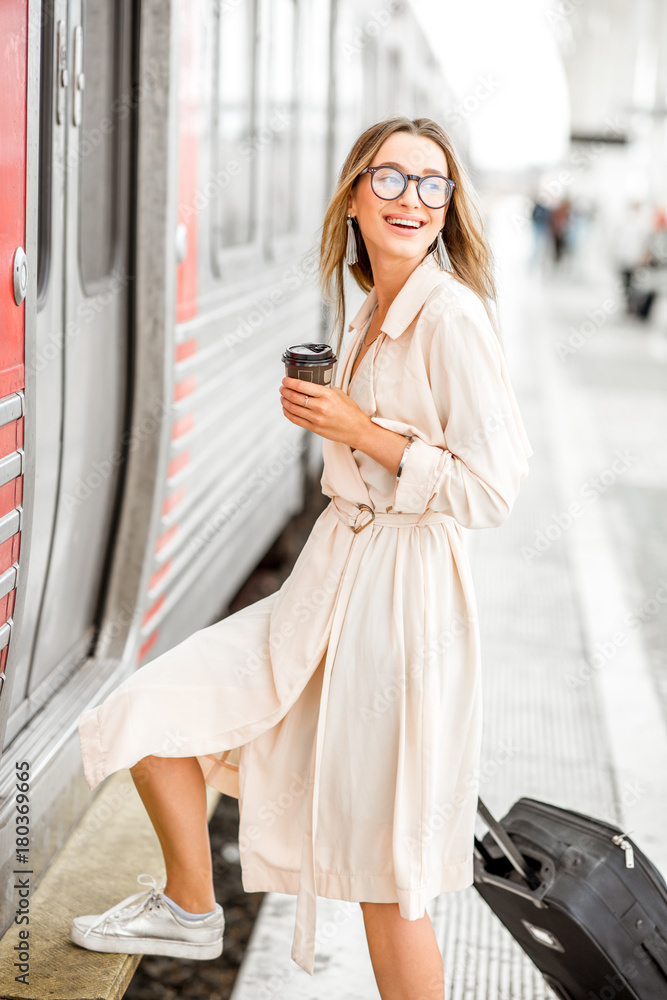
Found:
[319,117,499,364]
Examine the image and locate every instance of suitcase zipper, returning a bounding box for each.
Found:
[611,833,635,869]
[518,799,666,886]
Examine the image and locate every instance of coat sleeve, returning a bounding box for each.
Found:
[370,305,533,528]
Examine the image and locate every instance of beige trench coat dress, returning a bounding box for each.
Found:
[78,253,533,975]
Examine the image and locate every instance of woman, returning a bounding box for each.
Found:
[71,117,532,997]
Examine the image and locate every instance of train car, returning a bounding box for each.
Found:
[0,0,460,932]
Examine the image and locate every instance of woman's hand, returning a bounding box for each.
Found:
[279,376,371,449]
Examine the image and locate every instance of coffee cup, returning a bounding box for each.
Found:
[281,343,338,386]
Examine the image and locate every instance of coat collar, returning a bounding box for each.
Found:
[348,252,452,339]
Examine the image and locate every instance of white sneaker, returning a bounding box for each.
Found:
[70,873,224,960]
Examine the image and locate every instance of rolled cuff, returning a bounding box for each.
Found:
[371,416,441,515]
[393,435,446,514]
[371,415,529,527]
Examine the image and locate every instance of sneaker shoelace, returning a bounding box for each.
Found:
[82,873,167,939]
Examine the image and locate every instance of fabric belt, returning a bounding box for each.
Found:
[330,493,456,531]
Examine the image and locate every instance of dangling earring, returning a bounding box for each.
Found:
[345,215,358,266]
[434,229,453,272]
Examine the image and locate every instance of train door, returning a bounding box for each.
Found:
[6,0,133,732]
[0,0,29,726]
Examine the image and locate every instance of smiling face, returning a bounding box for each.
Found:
[347,131,450,268]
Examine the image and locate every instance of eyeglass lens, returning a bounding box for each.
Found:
[370,166,452,209]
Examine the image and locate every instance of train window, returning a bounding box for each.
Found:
[78,2,121,290]
[37,0,55,305]
[267,0,299,238]
[388,49,401,115]
[212,0,257,250]
[363,41,379,124]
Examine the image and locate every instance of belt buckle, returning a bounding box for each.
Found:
[352,503,375,534]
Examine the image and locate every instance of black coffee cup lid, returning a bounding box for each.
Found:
[281,343,337,366]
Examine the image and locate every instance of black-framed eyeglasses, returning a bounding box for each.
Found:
[360,165,456,209]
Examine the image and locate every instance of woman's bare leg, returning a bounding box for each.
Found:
[360,901,444,1000]
[129,755,216,913]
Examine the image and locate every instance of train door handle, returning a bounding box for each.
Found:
[175,224,188,264]
[72,25,84,126]
[13,248,28,306]
[56,20,68,125]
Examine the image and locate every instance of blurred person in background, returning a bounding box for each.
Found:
[550,197,573,266]
[641,207,667,324]
[650,207,667,262]
[613,200,654,319]
[530,192,552,270]
[564,197,594,266]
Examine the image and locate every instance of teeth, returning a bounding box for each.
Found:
[386,217,422,228]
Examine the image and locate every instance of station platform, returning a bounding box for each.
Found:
[228,220,667,998]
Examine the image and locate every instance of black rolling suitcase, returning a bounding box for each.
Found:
[473,796,667,1000]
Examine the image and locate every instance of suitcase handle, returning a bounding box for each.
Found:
[642,930,667,980]
[477,796,542,891]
